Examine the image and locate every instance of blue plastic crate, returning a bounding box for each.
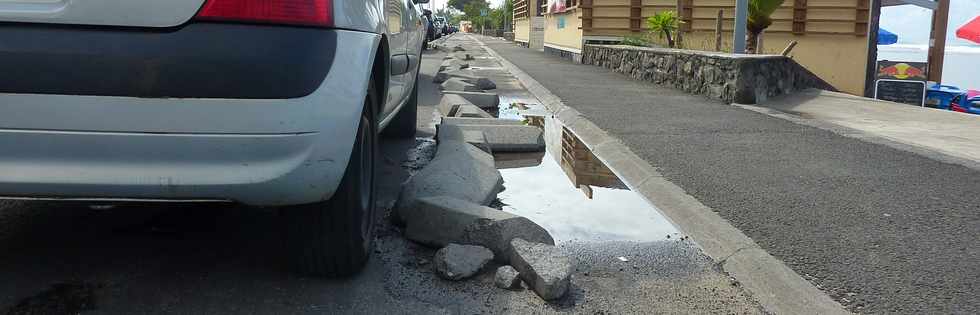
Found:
[925,84,966,109]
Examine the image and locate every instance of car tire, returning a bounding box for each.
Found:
[283,77,378,277]
[381,72,418,139]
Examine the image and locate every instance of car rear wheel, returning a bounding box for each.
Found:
[284,78,378,277]
[381,72,418,139]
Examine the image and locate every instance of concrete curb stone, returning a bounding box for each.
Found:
[394,140,502,222]
[450,125,545,152]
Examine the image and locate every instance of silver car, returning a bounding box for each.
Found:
[0,0,428,276]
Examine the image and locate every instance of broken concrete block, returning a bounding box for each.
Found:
[495,265,522,290]
[451,125,545,152]
[403,196,554,261]
[442,91,500,109]
[437,94,471,117]
[436,94,493,118]
[443,69,480,81]
[441,117,524,126]
[395,142,503,222]
[437,124,491,154]
[432,72,449,84]
[453,104,494,118]
[433,244,494,280]
[509,238,572,300]
[467,77,497,90]
[441,78,482,92]
[439,59,458,72]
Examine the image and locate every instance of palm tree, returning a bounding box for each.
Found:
[646,11,683,48]
[746,0,785,53]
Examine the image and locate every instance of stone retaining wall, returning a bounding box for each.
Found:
[581,45,836,104]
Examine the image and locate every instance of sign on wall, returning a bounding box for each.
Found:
[876,61,927,81]
[557,16,565,29]
[546,0,567,14]
[875,80,927,106]
[874,61,927,106]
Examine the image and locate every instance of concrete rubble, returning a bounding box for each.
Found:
[442,91,500,109]
[509,238,573,300]
[494,265,522,290]
[397,37,572,302]
[432,72,449,84]
[433,244,494,281]
[441,77,483,92]
[403,196,554,259]
[443,68,480,80]
[469,78,497,90]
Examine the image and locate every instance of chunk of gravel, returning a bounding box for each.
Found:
[433,244,494,281]
[494,265,522,290]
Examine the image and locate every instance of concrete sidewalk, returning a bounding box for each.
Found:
[479,35,980,314]
[749,89,980,168]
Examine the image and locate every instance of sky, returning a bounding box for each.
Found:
[426,0,506,11]
[880,0,980,46]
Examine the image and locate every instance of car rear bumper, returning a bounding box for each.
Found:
[0,28,381,206]
[0,22,336,99]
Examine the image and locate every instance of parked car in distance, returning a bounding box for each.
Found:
[0,0,428,277]
[422,9,435,49]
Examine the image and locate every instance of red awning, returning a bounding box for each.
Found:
[956,16,980,44]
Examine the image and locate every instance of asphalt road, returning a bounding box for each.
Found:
[0,41,762,314]
[484,37,980,314]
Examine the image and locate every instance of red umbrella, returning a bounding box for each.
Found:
[956,16,980,44]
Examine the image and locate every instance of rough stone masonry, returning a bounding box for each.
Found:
[581,45,835,104]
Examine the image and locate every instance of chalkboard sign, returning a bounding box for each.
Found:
[875,79,926,106]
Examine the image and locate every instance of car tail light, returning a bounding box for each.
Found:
[195,0,332,27]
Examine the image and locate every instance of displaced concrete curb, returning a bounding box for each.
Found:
[394,139,503,222]
[443,91,501,109]
[403,196,554,260]
[447,124,544,153]
[473,34,850,314]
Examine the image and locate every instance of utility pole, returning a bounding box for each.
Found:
[863,0,882,97]
[927,0,950,83]
[733,0,748,53]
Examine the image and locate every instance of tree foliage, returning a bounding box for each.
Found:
[746,0,785,53]
[448,0,479,11]
[646,11,683,48]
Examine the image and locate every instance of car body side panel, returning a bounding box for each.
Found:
[0,30,382,206]
[332,0,385,34]
[0,0,205,27]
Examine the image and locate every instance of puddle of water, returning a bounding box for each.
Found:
[494,107,679,243]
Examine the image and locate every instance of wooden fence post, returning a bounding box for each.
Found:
[714,10,723,51]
